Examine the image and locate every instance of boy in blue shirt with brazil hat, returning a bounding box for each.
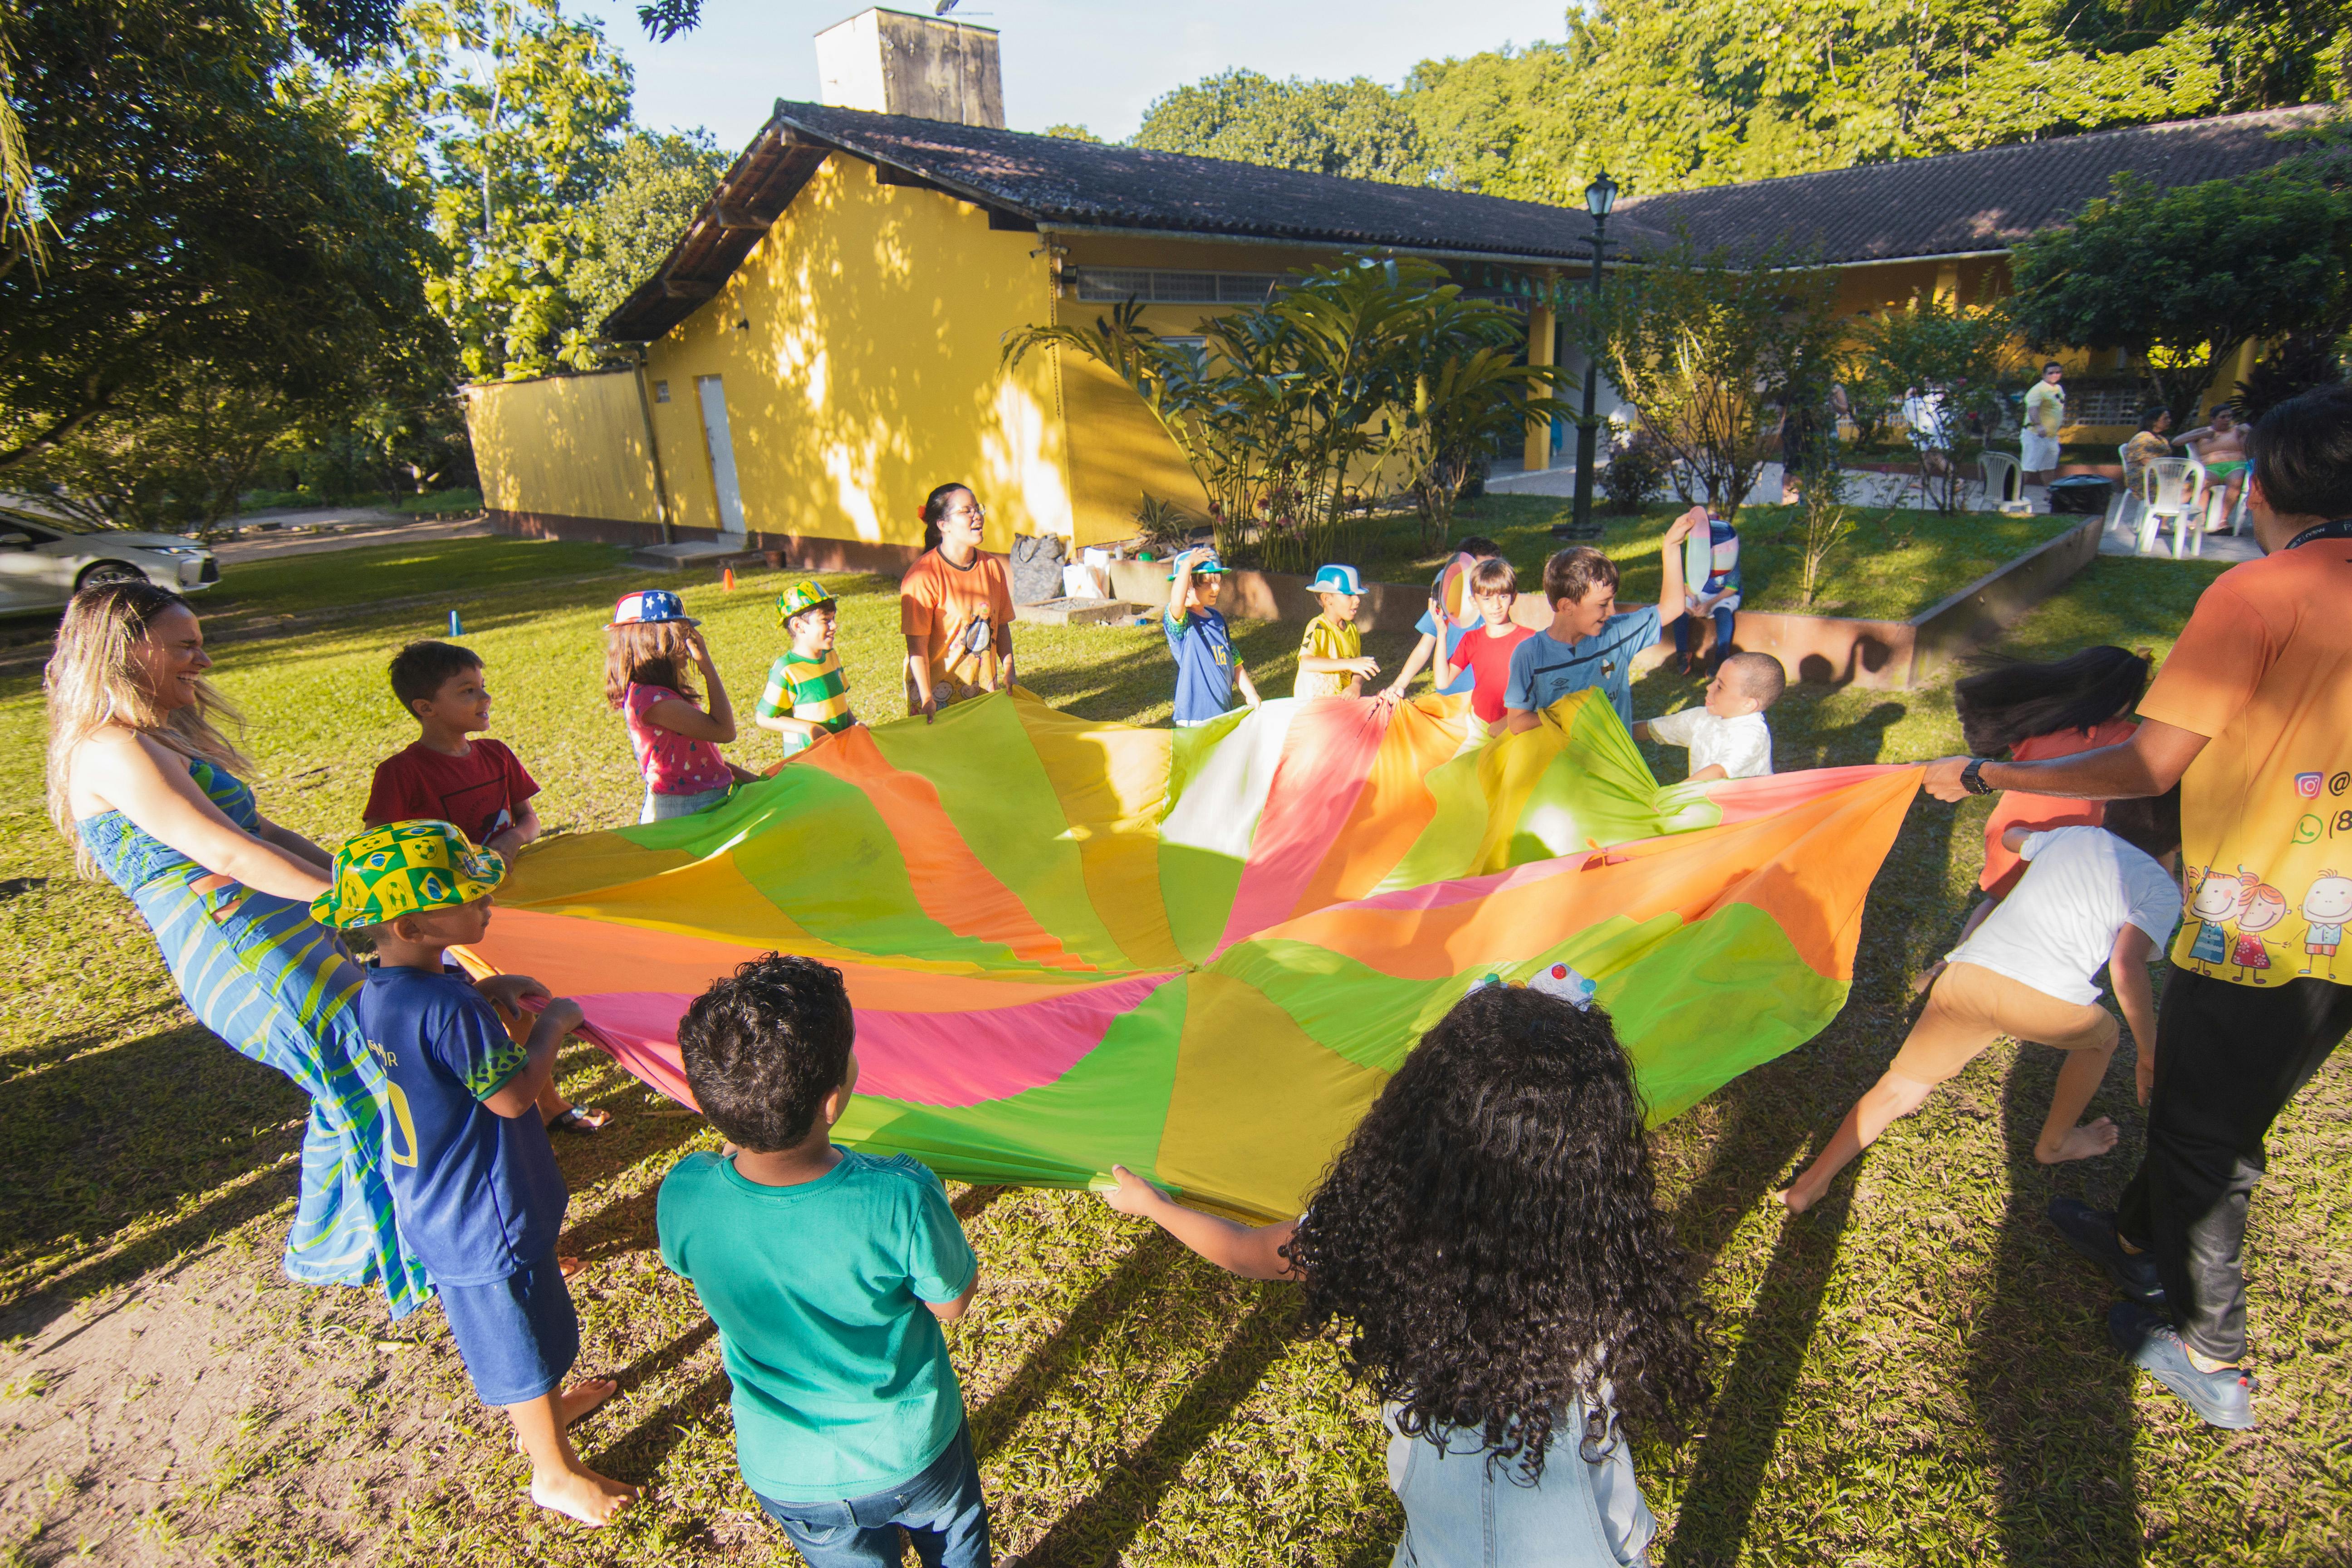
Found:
[1164,547,1260,726]
[657,954,994,1568]
[319,820,635,1527]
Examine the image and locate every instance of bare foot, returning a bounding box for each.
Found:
[1772,1185,1813,1214]
[1911,961,1945,997]
[529,1464,637,1526]
[559,1255,586,1279]
[2035,1117,2119,1166]
[559,1377,619,1426]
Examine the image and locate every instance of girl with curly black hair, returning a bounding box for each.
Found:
[1102,983,1707,1566]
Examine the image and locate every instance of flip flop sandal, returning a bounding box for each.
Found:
[547,1105,611,1134]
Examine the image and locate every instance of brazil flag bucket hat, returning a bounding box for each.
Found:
[313,820,506,930]
[775,578,837,626]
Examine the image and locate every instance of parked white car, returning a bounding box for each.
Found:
[0,507,220,613]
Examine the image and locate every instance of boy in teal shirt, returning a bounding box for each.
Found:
[657,955,990,1568]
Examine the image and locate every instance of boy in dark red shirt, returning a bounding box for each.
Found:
[366,642,541,861]
[364,642,607,1134]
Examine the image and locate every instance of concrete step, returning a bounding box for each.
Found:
[630,539,768,573]
[1014,597,1153,627]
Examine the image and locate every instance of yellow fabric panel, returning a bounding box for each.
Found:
[1154,969,1390,1220]
[1012,699,1189,971]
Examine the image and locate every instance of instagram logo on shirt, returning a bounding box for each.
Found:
[2297,772,2325,799]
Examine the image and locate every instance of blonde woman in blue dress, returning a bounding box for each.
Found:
[45,582,430,1315]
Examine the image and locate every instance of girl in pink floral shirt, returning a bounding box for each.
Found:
[603,591,745,823]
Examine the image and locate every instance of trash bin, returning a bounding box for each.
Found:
[2046,475,2113,515]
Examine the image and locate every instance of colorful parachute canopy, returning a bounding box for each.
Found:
[462,689,1918,1220]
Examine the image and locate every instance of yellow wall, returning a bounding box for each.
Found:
[467,369,661,524]
[641,157,1072,553]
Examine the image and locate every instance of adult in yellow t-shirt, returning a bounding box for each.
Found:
[2020,361,2065,482]
[900,483,1015,721]
[1926,382,2352,1432]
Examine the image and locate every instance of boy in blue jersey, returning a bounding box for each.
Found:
[319,821,635,1528]
[1164,547,1260,726]
[1504,509,1704,733]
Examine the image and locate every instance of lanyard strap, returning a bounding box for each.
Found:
[2286,519,2352,550]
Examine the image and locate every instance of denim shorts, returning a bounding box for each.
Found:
[639,784,731,823]
[437,1250,579,1407]
[754,1416,991,1568]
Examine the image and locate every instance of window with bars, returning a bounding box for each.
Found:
[1071,268,1288,304]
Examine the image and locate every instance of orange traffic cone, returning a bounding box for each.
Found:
[722,567,736,591]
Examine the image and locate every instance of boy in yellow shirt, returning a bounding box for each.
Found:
[1294,564,1379,699]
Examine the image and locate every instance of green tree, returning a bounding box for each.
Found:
[1587,240,1844,520]
[339,0,634,379]
[2007,165,2352,418]
[1,0,441,475]
[1847,294,2022,512]
[569,128,730,331]
[1132,69,1427,184]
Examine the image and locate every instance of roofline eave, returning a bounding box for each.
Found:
[1033,220,1622,272]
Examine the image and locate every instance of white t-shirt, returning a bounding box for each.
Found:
[1644,707,1773,779]
[1948,826,2181,1004]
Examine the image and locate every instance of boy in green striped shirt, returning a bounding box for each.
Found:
[755,580,859,760]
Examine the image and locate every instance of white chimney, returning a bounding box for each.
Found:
[814,8,1004,128]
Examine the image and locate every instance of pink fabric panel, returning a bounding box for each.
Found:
[1213,699,1390,958]
[571,972,1174,1111]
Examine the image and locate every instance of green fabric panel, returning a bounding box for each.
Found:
[1372,732,1499,890]
[1601,902,1850,1125]
[1162,706,1251,816]
[1157,842,1247,967]
[870,693,1132,972]
[833,977,1187,1187]
[714,766,1038,970]
[1507,696,1669,859]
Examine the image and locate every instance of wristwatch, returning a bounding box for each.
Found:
[1960,758,1993,795]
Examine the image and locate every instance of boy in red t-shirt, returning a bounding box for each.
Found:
[365,642,542,861]
[1437,556,1535,725]
[363,641,609,1134]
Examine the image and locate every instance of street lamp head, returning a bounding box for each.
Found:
[1585,169,1618,220]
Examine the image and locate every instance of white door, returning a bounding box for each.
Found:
[696,375,747,536]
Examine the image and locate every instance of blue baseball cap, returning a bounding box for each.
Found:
[1166,547,1228,582]
[608,588,700,628]
[1310,564,1363,595]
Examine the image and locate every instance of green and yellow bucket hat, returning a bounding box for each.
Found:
[313,819,506,930]
[776,578,836,626]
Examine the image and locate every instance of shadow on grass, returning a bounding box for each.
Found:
[1665,1181,1856,1568]
[970,1230,1187,1461]
[1018,1292,1301,1568]
[1968,1049,2141,1566]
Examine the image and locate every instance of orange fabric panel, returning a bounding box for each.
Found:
[1286,694,1474,918]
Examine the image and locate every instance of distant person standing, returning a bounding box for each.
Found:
[2021,362,2066,484]
[1926,382,2352,1431]
[902,483,1015,722]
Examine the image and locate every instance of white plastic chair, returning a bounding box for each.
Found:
[2135,456,2210,559]
[1980,450,2024,510]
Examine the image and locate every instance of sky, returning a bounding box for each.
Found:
[579,0,1570,153]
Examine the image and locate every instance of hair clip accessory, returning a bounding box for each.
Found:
[1527,961,1598,1009]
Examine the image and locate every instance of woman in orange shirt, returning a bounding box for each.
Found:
[1916,647,2151,990]
[900,482,1015,721]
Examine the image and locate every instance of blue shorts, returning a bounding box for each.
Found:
[437,1251,579,1407]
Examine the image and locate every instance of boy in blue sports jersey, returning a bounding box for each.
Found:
[1504,510,1704,733]
[319,820,636,1528]
[1164,548,1260,726]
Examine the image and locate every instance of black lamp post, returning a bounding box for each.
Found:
[1570,169,1618,535]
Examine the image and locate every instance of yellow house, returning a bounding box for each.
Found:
[467,99,1663,568]
[466,83,2329,564]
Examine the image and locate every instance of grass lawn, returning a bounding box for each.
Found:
[1330,495,2078,624]
[5,536,2347,1568]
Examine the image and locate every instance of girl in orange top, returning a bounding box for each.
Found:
[1917,647,2151,990]
[900,482,1015,721]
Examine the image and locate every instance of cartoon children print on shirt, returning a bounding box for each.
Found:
[2301,869,2352,980]
[2184,866,2251,971]
[2232,881,2289,983]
